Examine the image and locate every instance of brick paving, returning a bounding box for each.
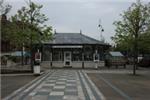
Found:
[3,69,150,100]
[3,70,105,100]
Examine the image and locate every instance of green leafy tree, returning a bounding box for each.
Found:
[11,0,52,67]
[112,0,150,75]
[1,0,12,41]
[0,0,12,15]
[1,1,15,52]
[138,28,150,54]
[11,1,52,44]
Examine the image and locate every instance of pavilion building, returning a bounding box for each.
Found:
[39,31,110,68]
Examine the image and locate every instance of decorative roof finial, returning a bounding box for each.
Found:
[80,29,82,34]
[54,29,56,34]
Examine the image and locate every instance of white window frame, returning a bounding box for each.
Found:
[93,53,99,62]
[64,51,72,66]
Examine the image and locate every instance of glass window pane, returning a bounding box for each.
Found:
[84,46,93,61]
[53,51,62,61]
[72,49,82,61]
[43,49,50,61]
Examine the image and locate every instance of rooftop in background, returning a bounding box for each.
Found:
[43,32,109,45]
[109,51,124,57]
[1,51,30,57]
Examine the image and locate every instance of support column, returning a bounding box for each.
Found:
[51,47,53,67]
[82,46,84,68]
[41,45,44,61]
[50,52,52,67]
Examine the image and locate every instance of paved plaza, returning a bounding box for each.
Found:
[3,70,105,100]
[1,74,36,98]
[3,69,150,100]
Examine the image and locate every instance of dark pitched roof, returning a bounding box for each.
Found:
[43,33,108,45]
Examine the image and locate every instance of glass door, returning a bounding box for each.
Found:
[64,52,71,66]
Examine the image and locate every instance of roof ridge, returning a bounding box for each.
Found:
[80,33,102,43]
[43,32,109,45]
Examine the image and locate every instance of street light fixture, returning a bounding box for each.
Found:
[98,19,104,42]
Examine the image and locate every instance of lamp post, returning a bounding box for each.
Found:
[98,19,105,62]
[98,19,104,42]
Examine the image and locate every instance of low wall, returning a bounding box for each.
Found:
[41,61,105,69]
[41,61,51,70]
[72,61,82,68]
[98,61,105,67]
[84,61,95,68]
[1,64,31,73]
[52,61,64,68]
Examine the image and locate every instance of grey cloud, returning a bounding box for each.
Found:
[6,0,148,43]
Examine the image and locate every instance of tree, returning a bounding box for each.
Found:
[112,0,150,75]
[1,1,14,52]
[11,0,52,68]
[1,0,12,41]
[0,0,12,15]
[139,32,150,54]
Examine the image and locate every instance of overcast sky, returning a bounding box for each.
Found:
[5,0,150,44]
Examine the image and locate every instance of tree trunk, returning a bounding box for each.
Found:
[21,44,24,66]
[30,35,33,72]
[133,33,138,75]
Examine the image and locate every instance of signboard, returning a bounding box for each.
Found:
[35,50,41,62]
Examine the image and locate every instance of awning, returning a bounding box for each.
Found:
[11,51,31,57]
[52,45,83,48]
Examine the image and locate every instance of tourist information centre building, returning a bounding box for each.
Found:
[40,32,110,68]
